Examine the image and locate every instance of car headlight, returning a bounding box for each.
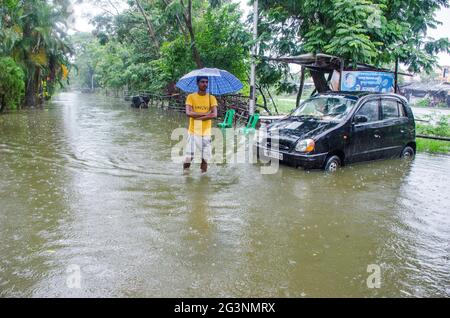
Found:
[295,139,315,153]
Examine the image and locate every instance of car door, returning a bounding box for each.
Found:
[348,98,382,162]
[378,98,406,158]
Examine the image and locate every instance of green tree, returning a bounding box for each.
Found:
[0,57,25,112]
[78,1,250,94]
[70,33,98,90]
[158,3,251,87]
[258,0,450,72]
[1,0,73,107]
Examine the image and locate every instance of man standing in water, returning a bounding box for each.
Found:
[183,76,218,173]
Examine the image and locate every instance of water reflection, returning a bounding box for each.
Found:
[0,92,449,297]
[0,107,72,297]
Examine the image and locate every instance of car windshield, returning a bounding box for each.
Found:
[291,96,357,122]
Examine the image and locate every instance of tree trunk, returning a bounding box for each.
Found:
[135,0,160,51]
[25,68,39,107]
[22,15,43,108]
[265,86,278,114]
[296,66,305,108]
[162,0,188,39]
[0,95,5,112]
[181,0,203,68]
[91,72,95,92]
[310,70,329,93]
[257,85,271,115]
[25,81,35,108]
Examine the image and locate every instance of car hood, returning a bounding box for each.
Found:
[264,118,338,150]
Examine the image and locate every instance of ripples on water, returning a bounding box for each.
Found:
[0,92,449,297]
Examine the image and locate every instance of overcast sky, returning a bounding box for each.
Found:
[425,7,450,65]
[71,0,450,66]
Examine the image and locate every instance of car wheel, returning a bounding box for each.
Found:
[400,146,415,160]
[324,155,341,172]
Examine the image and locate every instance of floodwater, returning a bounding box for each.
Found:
[0,92,449,297]
[411,106,450,121]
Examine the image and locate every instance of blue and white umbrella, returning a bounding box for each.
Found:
[176,68,243,95]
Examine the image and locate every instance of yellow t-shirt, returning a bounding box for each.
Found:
[186,93,218,136]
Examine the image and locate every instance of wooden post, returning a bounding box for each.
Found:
[338,58,344,91]
[296,66,305,108]
[394,57,399,93]
[249,0,258,115]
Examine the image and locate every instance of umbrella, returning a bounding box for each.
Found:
[176,68,243,95]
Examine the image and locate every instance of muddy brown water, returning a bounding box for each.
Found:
[0,92,449,297]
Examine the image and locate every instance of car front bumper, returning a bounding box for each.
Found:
[256,145,328,169]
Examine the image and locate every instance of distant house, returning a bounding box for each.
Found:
[399,81,450,107]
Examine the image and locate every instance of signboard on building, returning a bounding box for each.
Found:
[340,71,394,92]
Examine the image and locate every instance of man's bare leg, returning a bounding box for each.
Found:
[200,159,207,173]
[184,157,193,172]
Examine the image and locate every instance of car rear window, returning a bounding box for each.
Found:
[398,102,407,117]
[381,100,399,119]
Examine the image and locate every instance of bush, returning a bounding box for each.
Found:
[416,115,450,137]
[0,57,25,111]
[415,98,430,107]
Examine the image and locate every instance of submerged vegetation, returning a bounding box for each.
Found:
[414,98,448,109]
[416,115,450,153]
[417,138,450,153]
[417,115,450,137]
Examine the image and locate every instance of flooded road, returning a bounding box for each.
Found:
[411,106,450,122]
[1,92,449,297]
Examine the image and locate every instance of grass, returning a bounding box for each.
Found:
[416,115,450,154]
[271,96,297,114]
[416,116,450,137]
[268,89,315,114]
[417,138,450,153]
[414,98,431,108]
[413,98,448,109]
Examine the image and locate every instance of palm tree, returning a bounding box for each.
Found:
[5,0,73,107]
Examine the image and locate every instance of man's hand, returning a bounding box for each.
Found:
[186,105,217,120]
[186,105,208,118]
[197,106,217,120]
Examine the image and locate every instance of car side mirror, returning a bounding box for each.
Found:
[353,115,368,124]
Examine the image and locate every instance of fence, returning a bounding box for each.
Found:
[124,91,265,126]
[416,134,450,141]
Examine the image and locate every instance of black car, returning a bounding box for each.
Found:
[256,92,416,171]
